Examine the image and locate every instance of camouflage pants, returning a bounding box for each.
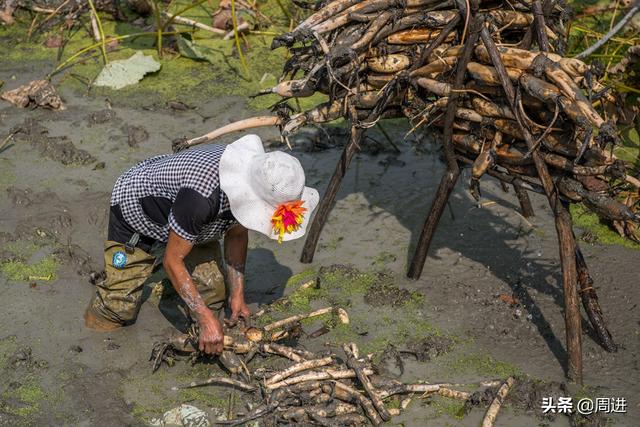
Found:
[86,240,226,326]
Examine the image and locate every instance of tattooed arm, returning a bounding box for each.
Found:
[224,224,250,324]
[164,230,224,355]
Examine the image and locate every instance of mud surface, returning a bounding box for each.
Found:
[11,118,97,165]
[1,67,639,427]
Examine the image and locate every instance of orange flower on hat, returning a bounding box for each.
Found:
[271,200,307,243]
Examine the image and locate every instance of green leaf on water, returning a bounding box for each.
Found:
[93,51,161,90]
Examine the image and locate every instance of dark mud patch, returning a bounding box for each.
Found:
[5,186,56,208]
[507,376,567,414]
[64,369,135,426]
[0,221,97,280]
[87,109,116,125]
[375,345,406,377]
[317,264,362,282]
[569,411,609,427]
[0,233,15,261]
[465,376,609,426]
[464,377,564,420]
[6,346,48,371]
[53,243,98,277]
[11,118,97,165]
[0,339,51,424]
[123,124,149,147]
[465,376,566,415]
[404,335,453,362]
[364,274,411,307]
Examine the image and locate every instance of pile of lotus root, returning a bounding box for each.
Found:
[152,306,509,426]
[182,0,640,243]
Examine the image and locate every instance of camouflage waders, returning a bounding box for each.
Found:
[85,238,226,328]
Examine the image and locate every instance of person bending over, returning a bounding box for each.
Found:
[84,134,318,355]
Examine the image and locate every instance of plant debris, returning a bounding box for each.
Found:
[154,308,490,426]
[1,80,64,110]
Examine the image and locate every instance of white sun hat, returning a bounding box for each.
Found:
[219,134,319,241]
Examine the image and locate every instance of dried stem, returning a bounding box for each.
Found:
[231,0,249,78]
[481,376,515,427]
[266,367,375,389]
[576,0,640,59]
[266,356,335,385]
[86,0,107,64]
[172,376,256,392]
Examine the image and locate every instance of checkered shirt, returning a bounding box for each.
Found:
[110,143,238,244]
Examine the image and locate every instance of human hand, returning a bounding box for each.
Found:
[196,310,224,355]
[226,294,251,327]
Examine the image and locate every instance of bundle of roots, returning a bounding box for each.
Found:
[182,0,640,243]
[153,306,509,426]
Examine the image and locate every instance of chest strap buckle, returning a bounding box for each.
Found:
[125,233,140,254]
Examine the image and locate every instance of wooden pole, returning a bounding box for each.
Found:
[575,243,617,352]
[407,169,461,279]
[301,124,363,263]
[480,27,582,383]
[514,184,535,217]
[531,0,549,52]
[407,15,481,279]
[301,61,408,263]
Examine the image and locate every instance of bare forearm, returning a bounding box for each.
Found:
[165,260,208,316]
[226,262,245,299]
[164,230,223,354]
[225,226,248,300]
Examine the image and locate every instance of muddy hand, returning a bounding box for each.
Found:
[226,295,251,327]
[196,310,224,355]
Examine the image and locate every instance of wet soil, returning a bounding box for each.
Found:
[1,67,639,427]
[364,274,412,307]
[11,118,97,165]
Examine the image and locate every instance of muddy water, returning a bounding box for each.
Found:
[0,67,638,426]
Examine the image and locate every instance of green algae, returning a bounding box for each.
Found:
[0,1,327,112]
[446,353,522,379]
[0,237,60,282]
[372,251,397,266]
[0,339,65,424]
[177,387,227,408]
[285,267,317,288]
[429,397,466,421]
[570,203,640,250]
[0,255,58,281]
[259,265,449,354]
[1,380,46,418]
[2,241,40,259]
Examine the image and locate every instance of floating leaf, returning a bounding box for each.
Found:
[93,51,161,90]
[177,36,218,64]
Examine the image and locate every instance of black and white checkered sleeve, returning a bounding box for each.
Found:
[168,187,219,243]
[168,214,197,242]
